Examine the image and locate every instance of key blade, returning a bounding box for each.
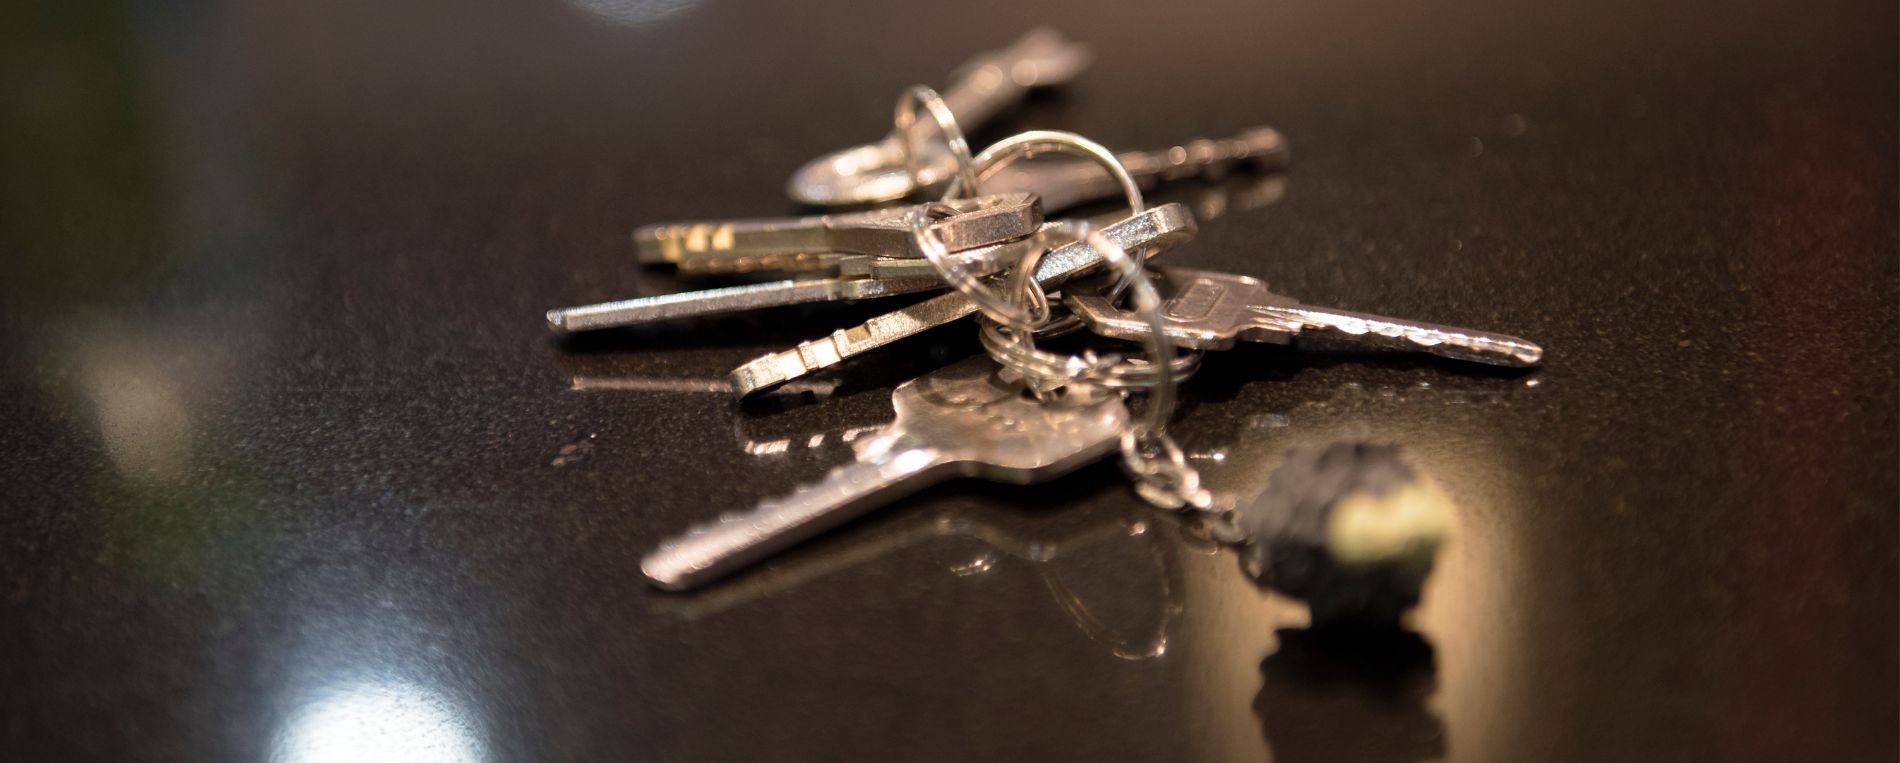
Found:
[1263,305,1544,367]
[728,291,980,395]
[545,276,944,334]
[632,193,1041,269]
[641,447,954,591]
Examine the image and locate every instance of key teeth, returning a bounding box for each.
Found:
[730,350,801,396]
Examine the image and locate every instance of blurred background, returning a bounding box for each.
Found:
[1,0,1894,760]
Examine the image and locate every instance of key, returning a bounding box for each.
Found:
[727,202,1198,396]
[640,357,1130,591]
[1065,266,1543,367]
[832,224,1060,281]
[981,127,1291,213]
[634,192,1042,274]
[832,220,1084,280]
[786,27,1092,206]
[545,275,945,334]
[549,225,1094,333]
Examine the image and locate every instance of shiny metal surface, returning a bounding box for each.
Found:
[1068,266,1544,367]
[632,191,1042,272]
[833,223,1081,280]
[545,274,946,333]
[2,0,1894,760]
[786,27,1092,206]
[985,126,1292,212]
[728,203,1197,396]
[643,357,1130,590]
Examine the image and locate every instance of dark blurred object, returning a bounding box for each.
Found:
[1255,626,1444,763]
[1237,443,1448,627]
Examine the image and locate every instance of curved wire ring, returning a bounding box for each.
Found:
[892,86,978,198]
[950,130,1147,216]
[976,227,1199,398]
[950,131,1150,325]
[919,132,1149,341]
[1082,226,1178,434]
[978,320,1200,389]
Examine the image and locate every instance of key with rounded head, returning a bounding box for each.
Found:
[787,28,1092,207]
[727,202,1198,397]
[634,192,1042,274]
[1066,266,1544,367]
[641,358,1130,591]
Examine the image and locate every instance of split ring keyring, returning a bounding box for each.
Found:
[919,131,1149,335]
[892,86,979,200]
[975,225,1197,399]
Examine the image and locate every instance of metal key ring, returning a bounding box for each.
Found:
[919,132,1150,341]
[975,227,1197,396]
[978,321,1200,389]
[892,86,979,199]
[949,130,1147,216]
[946,131,1150,322]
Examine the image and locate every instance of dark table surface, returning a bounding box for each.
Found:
[2,0,1895,760]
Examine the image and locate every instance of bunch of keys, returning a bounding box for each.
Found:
[546,29,1544,613]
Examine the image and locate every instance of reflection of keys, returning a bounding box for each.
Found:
[632,193,1041,273]
[728,203,1198,397]
[641,358,1130,591]
[786,28,1092,206]
[1067,266,1543,367]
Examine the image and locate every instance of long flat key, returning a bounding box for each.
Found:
[641,358,1129,591]
[634,192,1042,274]
[728,202,1198,396]
[982,127,1291,213]
[545,275,945,334]
[1066,266,1543,367]
[832,221,1083,280]
[786,28,1092,206]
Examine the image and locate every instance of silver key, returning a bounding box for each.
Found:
[545,275,945,334]
[832,220,1082,280]
[634,192,1042,274]
[728,202,1199,397]
[982,127,1291,213]
[641,358,1130,591]
[1066,266,1544,367]
[786,28,1092,206]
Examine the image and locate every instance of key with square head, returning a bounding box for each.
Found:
[634,192,1042,274]
[1065,266,1543,367]
[786,28,1092,207]
[640,357,1131,591]
[727,202,1199,396]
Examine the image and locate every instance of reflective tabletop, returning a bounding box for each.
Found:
[1,0,1894,760]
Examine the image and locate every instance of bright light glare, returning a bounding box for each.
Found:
[273,680,485,763]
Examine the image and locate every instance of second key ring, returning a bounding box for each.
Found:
[893,86,979,198]
[921,130,1151,335]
